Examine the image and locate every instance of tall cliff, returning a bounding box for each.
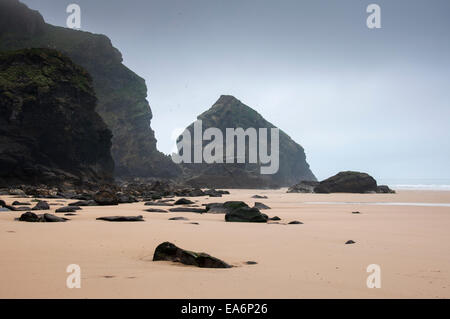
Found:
[0,0,180,179]
[178,95,316,188]
[0,48,114,186]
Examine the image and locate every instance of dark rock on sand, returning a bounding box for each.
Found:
[55,206,78,213]
[225,207,268,223]
[153,242,231,268]
[345,240,356,245]
[0,199,6,207]
[18,212,67,222]
[376,185,396,194]
[204,203,228,214]
[287,181,319,193]
[169,207,206,213]
[352,211,361,214]
[144,201,174,207]
[96,216,144,222]
[18,212,41,222]
[8,189,25,196]
[245,261,258,265]
[64,213,77,216]
[169,217,189,221]
[314,171,378,194]
[31,201,49,210]
[94,191,119,206]
[288,221,303,225]
[12,201,31,206]
[117,193,138,203]
[144,208,168,213]
[223,201,250,210]
[269,216,281,221]
[253,202,271,210]
[42,213,68,222]
[174,198,194,205]
[252,195,268,199]
[69,200,97,207]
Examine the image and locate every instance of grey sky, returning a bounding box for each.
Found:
[21,0,450,181]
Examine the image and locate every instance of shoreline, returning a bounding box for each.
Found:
[1,189,449,299]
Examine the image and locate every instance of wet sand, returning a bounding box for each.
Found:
[0,189,449,298]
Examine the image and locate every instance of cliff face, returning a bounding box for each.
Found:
[0,0,180,179]
[0,48,114,186]
[178,95,316,188]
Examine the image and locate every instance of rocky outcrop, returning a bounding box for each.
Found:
[0,0,180,179]
[153,242,231,268]
[0,48,114,187]
[314,171,378,193]
[287,181,319,193]
[293,171,396,194]
[177,95,316,188]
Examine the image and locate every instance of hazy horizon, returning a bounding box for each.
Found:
[19,0,450,182]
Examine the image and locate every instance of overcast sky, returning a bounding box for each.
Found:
[21,0,450,182]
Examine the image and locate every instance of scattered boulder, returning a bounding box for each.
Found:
[18,212,67,222]
[18,212,41,222]
[287,181,319,193]
[31,201,50,210]
[144,208,168,213]
[169,207,206,213]
[345,240,356,245]
[64,213,77,216]
[55,206,78,213]
[204,189,223,197]
[169,217,189,221]
[153,242,231,268]
[223,201,249,210]
[12,201,31,206]
[269,216,281,221]
[96,216,144,222]
[94,191,119,206]
[352,211,361,214]
[174,198,194,205]
[252,195,268,199]
[43,213,68,222]
[288,221,303,225]
[144,201,174,207]
[69,200,97,206]
[0,200,6,207]
[9,189,25,196]
[314,171,377,194]
[253,202,271,210]
[117,193,138,203]
[204,203,228,214]
[225,206,268,223]
[376,185,396,194]
[245,261,258,265]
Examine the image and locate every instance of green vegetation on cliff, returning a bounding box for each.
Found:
[0,0,180,179]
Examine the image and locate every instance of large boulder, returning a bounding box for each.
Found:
[314,171,378,194]
[153,242,231,268]
[225,206,268,223]
[94,190,119,206]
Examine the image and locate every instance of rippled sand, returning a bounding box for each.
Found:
[0,189,449,298]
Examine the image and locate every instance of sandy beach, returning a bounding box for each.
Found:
[0,189,449,299]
